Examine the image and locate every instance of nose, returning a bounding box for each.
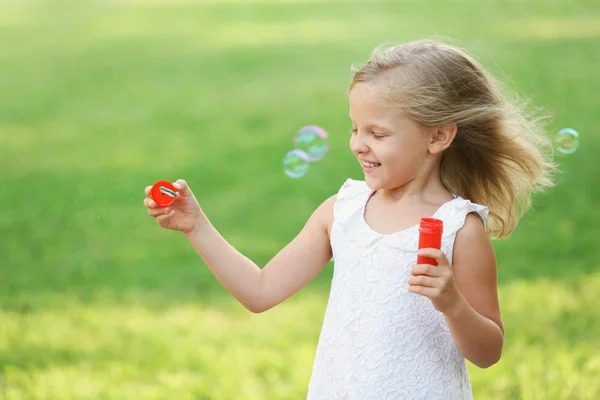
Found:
[350,131,369,155]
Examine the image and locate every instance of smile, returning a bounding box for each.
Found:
[361,160,381,168]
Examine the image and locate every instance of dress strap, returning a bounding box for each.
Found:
[332,179,372,225]
[438,198,490,263]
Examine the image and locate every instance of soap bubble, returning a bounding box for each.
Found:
[283,149,311,179]
[282,125,329,178]
[555,128,579,155]
[293,126,328,162]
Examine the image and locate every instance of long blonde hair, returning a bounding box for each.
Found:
[350,39,556,238]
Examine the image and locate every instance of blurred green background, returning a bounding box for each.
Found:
[1,0,599,399]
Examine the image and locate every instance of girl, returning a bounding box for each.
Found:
[143,39,555,399]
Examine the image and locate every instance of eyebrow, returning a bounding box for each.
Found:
[367,123,390,132]
[353,122,391,132]
[349,115,392,132]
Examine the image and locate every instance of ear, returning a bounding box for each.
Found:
[428,123,457,154]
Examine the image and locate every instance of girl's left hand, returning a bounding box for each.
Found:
[408,248,464,316]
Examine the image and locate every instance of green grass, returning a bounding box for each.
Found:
[1,0,599,398]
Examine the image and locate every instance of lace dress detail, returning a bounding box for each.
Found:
[306,179,489,400]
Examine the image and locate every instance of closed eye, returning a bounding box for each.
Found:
[351,128,384,139]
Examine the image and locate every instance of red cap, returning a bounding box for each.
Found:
[150,180,179,207]
[419,218,443,235]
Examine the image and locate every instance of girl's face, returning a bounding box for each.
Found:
[348,84,433,191]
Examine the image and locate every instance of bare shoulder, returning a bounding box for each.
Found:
[453,212,503,331]
[315,194,337,235]
[455,212,490,247]
[317,193,337,210]
[294,193,336,235]
[453,212,496,274]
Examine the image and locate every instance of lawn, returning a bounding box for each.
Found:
[1,0,599,399]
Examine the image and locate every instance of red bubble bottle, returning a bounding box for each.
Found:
[417,218,443,266]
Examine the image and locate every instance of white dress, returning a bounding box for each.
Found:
[306,179,489,400]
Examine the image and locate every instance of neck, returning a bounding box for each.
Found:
[380,158,450,203]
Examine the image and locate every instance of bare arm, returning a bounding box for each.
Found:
[445,213,504,368]
[184,195,336,313]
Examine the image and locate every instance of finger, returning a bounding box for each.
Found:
[417,248,450,266]
[156,210,175,222]
[144,198,157,208]
[148,207,171,217]
[408,285,439,297]
[411,264,442,277]
[145,186,152,196]
[408,275,438,287]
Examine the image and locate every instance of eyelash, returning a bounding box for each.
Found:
[351,128,385,140]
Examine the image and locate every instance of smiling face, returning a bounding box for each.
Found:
[349,83,434,191]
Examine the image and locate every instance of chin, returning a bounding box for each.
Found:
[364,174,407,192]
[363,175,383,190]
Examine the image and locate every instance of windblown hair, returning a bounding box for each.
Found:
[350,39,557,238]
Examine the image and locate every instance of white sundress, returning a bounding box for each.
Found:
[306,178,489,400]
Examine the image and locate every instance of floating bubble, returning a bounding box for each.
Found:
[283,149,311,179]
[555,128,579,155]
[293,125,328,162]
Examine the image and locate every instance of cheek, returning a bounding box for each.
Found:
[380,140,424,169]
[399,135,429,158]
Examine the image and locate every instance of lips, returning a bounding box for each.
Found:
[360,160,381,168]
[360,159,381,174]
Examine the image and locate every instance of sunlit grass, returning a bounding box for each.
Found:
[473,273,600,399]
[2,275,599,399]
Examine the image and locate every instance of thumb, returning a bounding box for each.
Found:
[417,248,449,266]
[173,179,190,194]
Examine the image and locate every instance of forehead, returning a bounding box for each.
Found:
[349,83,405,122]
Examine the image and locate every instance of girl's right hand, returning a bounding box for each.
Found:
[144,179,203,234]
